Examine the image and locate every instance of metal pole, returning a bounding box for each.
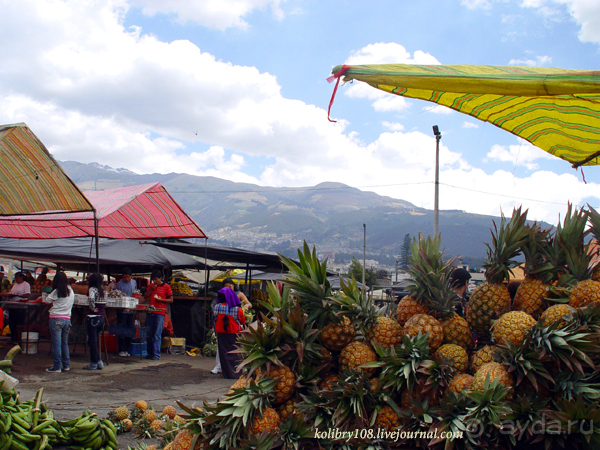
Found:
[432,126,442,237]
[362,223,366,294]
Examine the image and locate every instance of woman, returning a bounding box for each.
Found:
[213,286,246,379]
[84,273,107,370]
[43,272,75,373]
[8,272,30,343]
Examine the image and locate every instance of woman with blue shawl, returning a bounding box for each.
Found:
[212,281,246,379]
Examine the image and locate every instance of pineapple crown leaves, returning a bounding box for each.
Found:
[552,371,600,403]
[279,242,332,309]
[328,277,380,334]
[554,203,593,281]
[430,394,474,449]
[236,318,288,375]
[546,395,600,447]
[202,378,279,448]
[237,430,277,450]
[482,207,529,284]
[497,339,554,392]
[405,233,458,306]
[520,223,558,283]
[296,388,336,431]
[463,375,512,432]
[528,320,598,375]
[366,334,431,393]
[417,358,456,399]
[319,370,375,431]
[276,415,315,450]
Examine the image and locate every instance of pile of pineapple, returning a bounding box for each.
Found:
[174,204,600,449]
[107,400,187,448]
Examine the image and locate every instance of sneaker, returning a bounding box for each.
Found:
[210,368,222,374]
[62,367,70,372]
[82,365,99,370]
[46,367,61,373]
[119,351,129,357]
[97,361,104,369]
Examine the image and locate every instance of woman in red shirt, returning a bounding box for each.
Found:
[213,286,245,379]
[143,270,173,360]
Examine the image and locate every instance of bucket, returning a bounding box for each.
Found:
[0,370,19,392]
[21,332,39,354]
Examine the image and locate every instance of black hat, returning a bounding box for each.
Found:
[450,268,471,287]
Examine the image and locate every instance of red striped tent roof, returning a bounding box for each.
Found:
[0,183,207,239]
[0,123,94,215]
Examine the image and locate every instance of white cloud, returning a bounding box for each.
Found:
[486,140,556,170]
[509,55,552,65]
[521,0,600,44]
[129,0,285,30]
[461,0,493,9]
[463,122,479,129]
[382,121,405,131]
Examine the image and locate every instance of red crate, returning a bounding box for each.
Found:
[101,334,118,352]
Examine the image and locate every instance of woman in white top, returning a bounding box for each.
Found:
[43,272,74,373]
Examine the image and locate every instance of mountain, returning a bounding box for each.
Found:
[59,161,523,268]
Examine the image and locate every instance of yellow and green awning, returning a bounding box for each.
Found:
[329,64,600,168]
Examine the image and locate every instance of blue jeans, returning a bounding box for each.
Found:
[86,315,105,368]
[146,313,164,359]
[49,318,71,370]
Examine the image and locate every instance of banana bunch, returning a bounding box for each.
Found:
[171,281,194,297]
[60,412,118,450]
[0,388,69,450]
[250,288,268,303]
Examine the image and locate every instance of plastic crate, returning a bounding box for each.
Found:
[129,341,147,357]
[109,324,146,338]
[101,334,118,352]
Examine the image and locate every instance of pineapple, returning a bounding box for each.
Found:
[466,208,529,333]
[512,224,555,318]
[144,409,157,422]
[108,405,129,421]
[492,311,536,347]
[540,304,575,328]
[569,279,600,308]
[265,365,296,404]
[228,374,251,395]
[134,400,148,412]
[278,398,300,420]
[121,418,133,432]
[339,340,377,376]
[471,345,500,374]
[369,316,403,347]
[250,407,281,434]
[373,405,401,431]
[318,374,339,391]
[440,313,474,350]
[150,419,164,432]
[433,344,469,373]
[170,429,205,450]
[396,296,430,327]
[447,373,474,395]
[320,316,355,351]
[162,405,177,420]
[403,314,443,352]
[173,415,186,425]
[472,362,513,395]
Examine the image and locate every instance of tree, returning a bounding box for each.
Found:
[399,233,411,270]
[347,257,377,287]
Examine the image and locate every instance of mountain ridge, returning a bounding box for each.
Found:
[59,160,523,267]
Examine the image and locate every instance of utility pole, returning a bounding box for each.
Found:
[362,224,366,295]
[432,125,442,236]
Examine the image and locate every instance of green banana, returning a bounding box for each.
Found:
[2,412,12,434]
[10,420,30,436]
[30,419,55,434]
[16,433,41,444]
[0,435,11,450]
[10,413,31,430]
[8,433,29,450]
[100,419,117,435]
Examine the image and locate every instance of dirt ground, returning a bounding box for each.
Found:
[0,338,232,449]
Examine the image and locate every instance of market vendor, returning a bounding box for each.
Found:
[143,269,173,361]
[115,267,137,357]
[5,272,31,344]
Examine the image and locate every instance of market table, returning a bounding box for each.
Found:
[0,298,48,352]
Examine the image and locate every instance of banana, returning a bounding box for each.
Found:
[8,433,29,450]
[57,418,79,427]
[10,420,30,436]
[2,412,11,434]
[0,435,11,450]
[101,419,117,436]
[30,419,55,434]
[101,424,116,445]
[10,413,31,430]
[16,433,41,444]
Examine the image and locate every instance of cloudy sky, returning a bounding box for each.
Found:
[1,0,599,226]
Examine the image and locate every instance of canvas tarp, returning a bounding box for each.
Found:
[0,123,94,215]
[0,237,204,273]
[0,182,207,239]
[329,64,600,167]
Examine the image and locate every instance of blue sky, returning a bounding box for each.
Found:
[1,0,600,225]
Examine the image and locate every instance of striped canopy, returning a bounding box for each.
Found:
[330,64,600,167]
[0,183,207,239]
[0,123,94,215]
